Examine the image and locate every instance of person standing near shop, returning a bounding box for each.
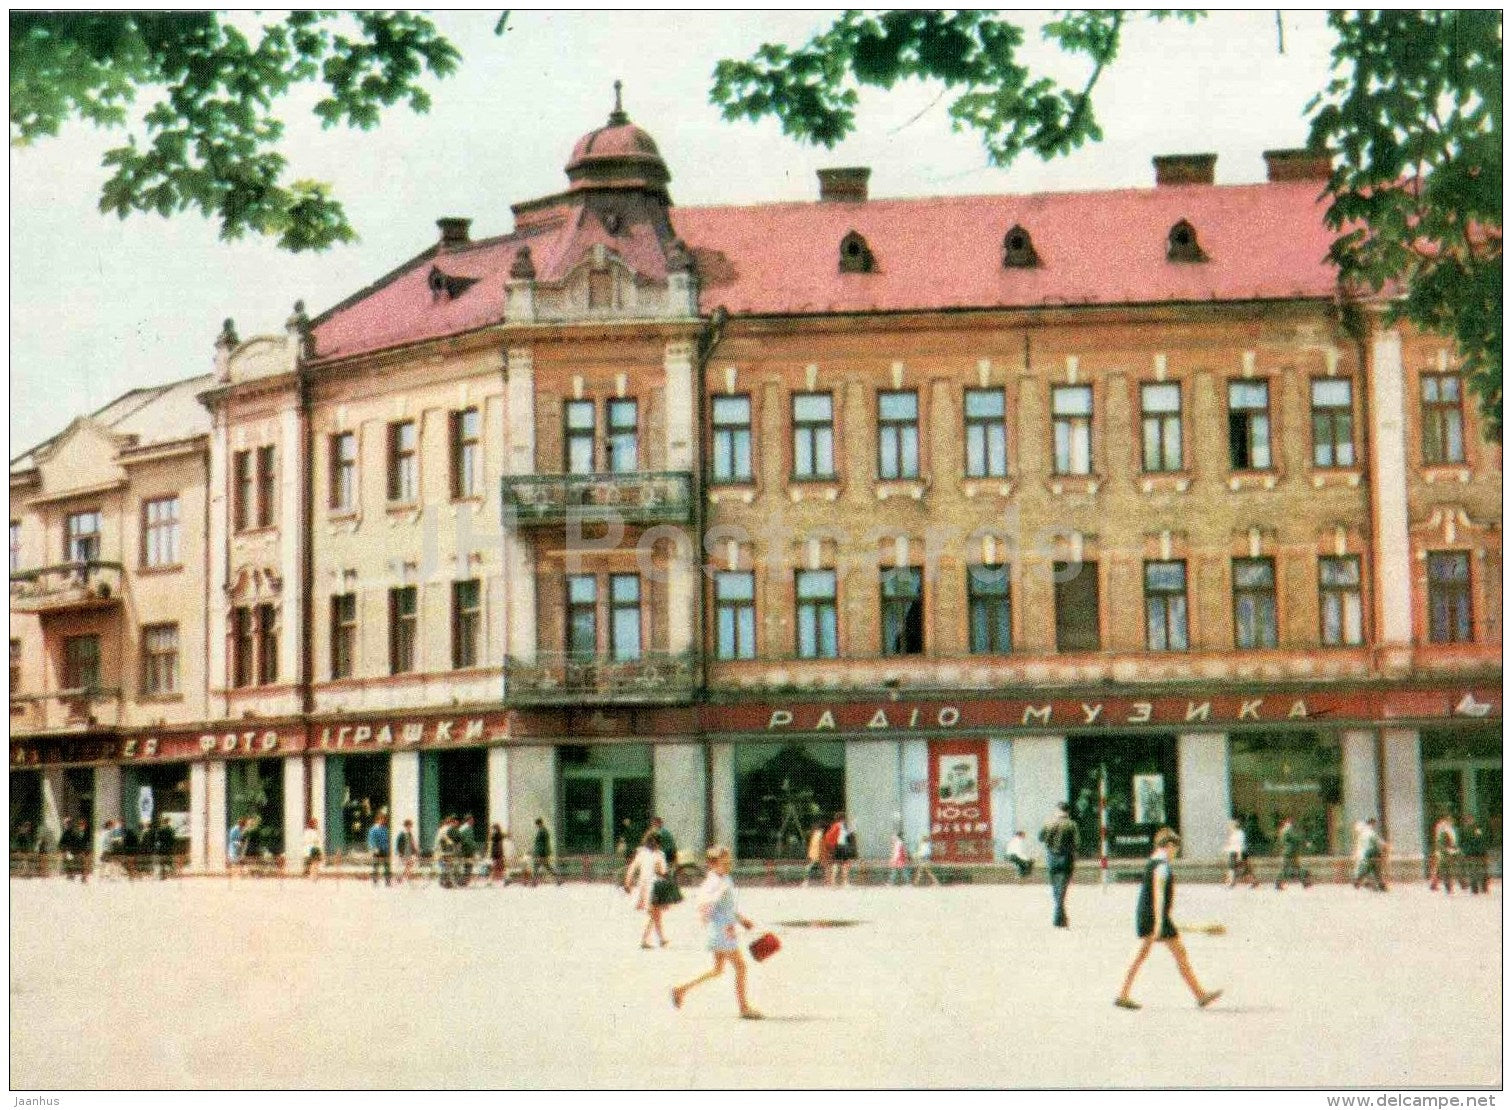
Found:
[435,816,459,888]
[395,819,418,884]
[826,812,856,886]
[530,817,562,886]
[649,816,679,875]
[456,815,480,887]
[367,810,392,887]
[227,818,247,873]
[1431,814,1460,896]
[1427,814,1455,890]
[302,817,323,881]
[1114,828,1222,1011]
[671,846,762,1020]
[152,816,178,879]
[488,823,507,885]
[1460,818,1490,894]
[59,817,91,882]
[1040,803,1079,928]
[803,820,827,887]
[912,833,940,886]
[1351,818,1387,891]
[1223,819,1260,889]
[888,831,909,885]
[1006,830,1035,880]
[1273,817,1311,890]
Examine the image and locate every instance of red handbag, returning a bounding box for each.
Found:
[749,931,781,962]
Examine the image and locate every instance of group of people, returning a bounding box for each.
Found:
[1427,813,1493,895]
[296,812,566,888]
[623,816,683,947]
[802,812,860,885]
[12,816,182,881]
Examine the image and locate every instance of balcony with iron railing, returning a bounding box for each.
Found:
[500,471,693,527]
[503,650,697,706]
[9,561,124,615]
[8,687,123,733]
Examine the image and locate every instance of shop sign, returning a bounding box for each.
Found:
[927,738,994,862]
[314,714,505,750]
[10,728,301,767]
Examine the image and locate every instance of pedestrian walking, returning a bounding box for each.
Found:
[1351,818,1387,891]
[1005,830,1035,880]
[826,812,856,886]
[1114,828,1223,1011]
[59,817,91,882]
[1040,803,1079,927]
[456,815,479,887]
[1461,818,1490,894]
[489,823,507,884]
[367,811,392,886]
[887,832,909,885]
[912,833,940,885]
[152,816,177,879]
[530,817,562,886]
[1223,820,1260,889]
[227,818,248,872]
[435,816,459,888]
[1431,814,1460,896]
[1273,817,1311,889]
[302,817,323,880]
[625,831,674,948]
[802,820,827,887]
[671,846,762,1020]
[95,819,123,877]
[395,819,418,883]
[1427,814,1455,890]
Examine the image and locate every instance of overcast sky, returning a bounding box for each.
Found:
[8,10,1337,454]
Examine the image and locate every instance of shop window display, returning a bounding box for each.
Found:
[734,742,844,860]
[1067,735,1179,858]
[1228,731,1342,855]
[325,753,390,855]
[228,758,284,857]
[557,744,652,856]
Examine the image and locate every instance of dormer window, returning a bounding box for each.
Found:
[428,266,477,300]
[1003,225,1040,268]
[839,231,874,274]
[1167,219,1206,263]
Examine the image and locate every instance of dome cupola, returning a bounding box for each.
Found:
[564,81,671,198]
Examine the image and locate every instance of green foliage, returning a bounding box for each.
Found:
[10,11,459,251]
[1308,10,1502,435]
[711,10,1201,166]
[712,9,1502,435]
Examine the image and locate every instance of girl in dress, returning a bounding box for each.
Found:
[1115,828,1222,1011]
[624,831,670,948]
[671,846,762,1019]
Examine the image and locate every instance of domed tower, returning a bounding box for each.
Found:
[563,81,671,201]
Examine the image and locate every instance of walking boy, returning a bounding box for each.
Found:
[1115,829,1222,1011]
[1274,817,1311,889]
[531,817,562,886]
[1039,803,1079,927]
[367,810,392,886]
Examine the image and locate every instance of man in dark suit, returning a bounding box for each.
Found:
[1039,803,1080,928]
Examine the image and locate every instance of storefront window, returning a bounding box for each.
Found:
[325,753,390,856]
[121,763,192,843]
[1067,735,1179,858]
[10,771,42,849]
[421,749,489,850]
[557,744,652,856]
[734,742,845,860]
[1422,728,1502,851]
[228,758,284,857]
[1228,731,1342,855]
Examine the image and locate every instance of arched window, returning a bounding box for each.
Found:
[1003,225,1040,268]
[1167,219,1206,263]
[838,231,875,274]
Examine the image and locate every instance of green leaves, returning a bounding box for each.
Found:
[1308,10,1502,435]
[10,11,458,252]
[710,10,1203,166]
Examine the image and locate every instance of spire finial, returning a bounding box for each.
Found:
[608,79,628,125]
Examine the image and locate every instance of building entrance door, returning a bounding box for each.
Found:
[557,744,653,856]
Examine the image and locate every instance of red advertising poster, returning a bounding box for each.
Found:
[928,738,994,862]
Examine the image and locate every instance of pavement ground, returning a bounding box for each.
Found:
[9,873,1501,1089]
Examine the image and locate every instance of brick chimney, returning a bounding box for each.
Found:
[817,167,870,203]
[1263,148,1332,182]
[1153,153,1217,186]
[436,217,472,249]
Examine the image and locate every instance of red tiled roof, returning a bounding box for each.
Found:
[310,179,1340,362]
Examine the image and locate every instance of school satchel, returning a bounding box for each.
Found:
[749,932,781,962]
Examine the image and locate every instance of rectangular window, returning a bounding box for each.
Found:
[714,571,756,660]
[232,607,255,688]
[1228,382,1272,470]
[565,401,596,474]
[9,521,19,574]
[1421,374,1466,464]
[795,569,838,659]
[65,510,102,563]
[1311,379,1356,468]
[450,408,480,499]
[142,496,180,568]
[389,587,418,673]
[607,399,639,474]
[1140,383,1183,472]
[64,634,101,691]
[567,575,598,657]
[141,623,179,697]
[256,603,278,685]
[967,564,1012,654]
[1233,558,1279,649]
[452,579,481,669]
[330,432,357,511]
[232,450,253,532]
[387,421,417,503]
[609,574,642,661]
[877,391,920,480]
[880,566,924,655]
[711,395,753,482]
[1144,560,1189,651]
[792,393,835,479]
[330,593,357,680]
[1054,561,1100,652]
[1052,386,1093,476]
[255,445,277,528]
[1319,556,1364,646]
[964,389,1008,479]
[1427,551,1472,644]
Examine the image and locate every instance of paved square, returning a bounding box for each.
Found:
[9,874,1501,1089]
